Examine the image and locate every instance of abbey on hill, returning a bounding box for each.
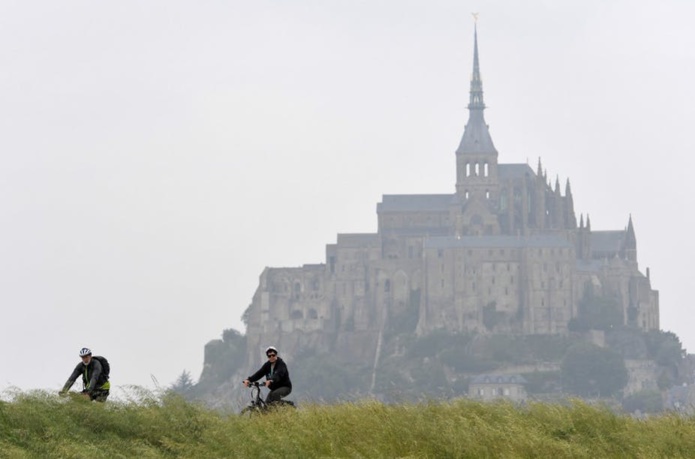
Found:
[241,26,658,364]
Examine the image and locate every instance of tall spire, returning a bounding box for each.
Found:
[626,214,635,238]
[456,19,497,156]
[564,178,577,229]
[468,23,485,110]
[624,214,637,262]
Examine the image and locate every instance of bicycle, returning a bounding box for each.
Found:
[240,381,295,416]
[58,389,108,402]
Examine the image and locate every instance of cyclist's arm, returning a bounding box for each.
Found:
[61,364,82,393]
[86,359,103,393]
[247,362,270,382]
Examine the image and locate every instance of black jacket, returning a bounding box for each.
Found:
[62,358,108,393]
[247,357,292,391]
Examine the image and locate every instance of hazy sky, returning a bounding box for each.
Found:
[2,1,694,394]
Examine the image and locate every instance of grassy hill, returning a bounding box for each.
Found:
[2,390,694,458]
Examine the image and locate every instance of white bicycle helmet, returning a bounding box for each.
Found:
[265,346,278,355]
[79,347,92,357]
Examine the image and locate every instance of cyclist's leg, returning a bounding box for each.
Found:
[93,389,109,402]
[266,386,291,404]
[85,389,109,402]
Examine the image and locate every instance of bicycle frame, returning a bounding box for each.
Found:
[247,382,268,411]
[240,381,295,416]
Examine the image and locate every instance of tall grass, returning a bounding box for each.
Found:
[1,389,694,458]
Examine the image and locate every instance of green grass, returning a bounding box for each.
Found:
[1,390,695,458]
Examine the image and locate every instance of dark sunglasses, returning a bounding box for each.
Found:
[267,353,277,357]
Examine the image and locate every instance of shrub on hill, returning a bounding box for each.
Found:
[622,389,663,414]
[561,342,628,397]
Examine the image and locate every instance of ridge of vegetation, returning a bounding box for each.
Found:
[2,390,695,458]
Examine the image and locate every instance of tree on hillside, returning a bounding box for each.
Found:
[170,370,195,397]
[622,390,663,414]
[406,330,473,359]
[561,342,628,397]
[605,327,648,359]
[292,349,366,401]
[643,330,686,389]
[568,287,622,332]
[644,330,685,367]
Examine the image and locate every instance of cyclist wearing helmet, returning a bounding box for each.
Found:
[243,346,292,404]
[59,347,110,402]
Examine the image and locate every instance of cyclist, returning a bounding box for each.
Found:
[243,346,292,404]
[59,347,110,402]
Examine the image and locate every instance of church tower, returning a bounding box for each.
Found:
[455,23,499,202]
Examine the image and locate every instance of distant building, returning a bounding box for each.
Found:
[243,26,659,366]
[469,374,528,402]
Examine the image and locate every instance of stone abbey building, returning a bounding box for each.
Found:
[242,27,659,362]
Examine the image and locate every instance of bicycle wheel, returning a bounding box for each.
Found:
[275,400,296,409]
[240,405,261,417]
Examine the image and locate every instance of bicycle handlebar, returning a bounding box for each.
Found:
[244,381,266,388]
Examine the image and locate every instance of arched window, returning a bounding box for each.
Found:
[484,163,489,177]
[466,163,471,177]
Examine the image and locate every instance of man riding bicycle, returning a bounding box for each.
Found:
[243,346,292,404]
[59,347,110,402]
